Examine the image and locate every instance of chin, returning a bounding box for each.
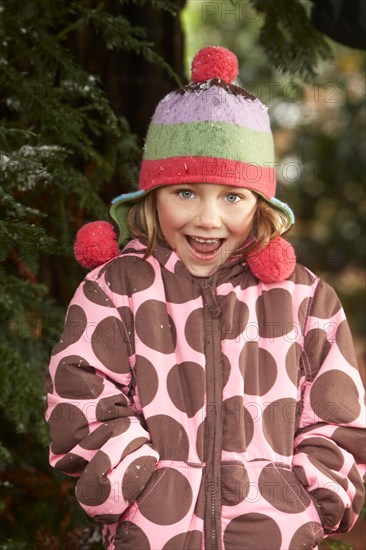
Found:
[186,264,219,278]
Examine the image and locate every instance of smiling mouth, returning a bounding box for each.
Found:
[186,236,224,257]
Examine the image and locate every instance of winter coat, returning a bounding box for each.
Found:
[45,238,366,550]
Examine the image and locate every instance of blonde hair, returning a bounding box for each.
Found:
[127,192,162,257]
[127,190,291,259]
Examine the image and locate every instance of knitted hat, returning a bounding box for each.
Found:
[75,46,297,282]
[110,46,295,244]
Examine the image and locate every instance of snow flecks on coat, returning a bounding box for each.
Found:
[46,238,366,550]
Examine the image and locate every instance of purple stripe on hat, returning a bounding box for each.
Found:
[152,87,271,132]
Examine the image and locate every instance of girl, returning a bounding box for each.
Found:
[45,47,365,550]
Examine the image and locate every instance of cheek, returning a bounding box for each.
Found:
[158,199,189,232]
[157,202,186,244]
[230,208,257,241]
[236,206,256,228]
[157,199,169,229]
[158,209,175,235]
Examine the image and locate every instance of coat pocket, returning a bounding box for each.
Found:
[221,460,324,550]
[114,460,204,550]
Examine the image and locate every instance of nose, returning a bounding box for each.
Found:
[193,200,222,229]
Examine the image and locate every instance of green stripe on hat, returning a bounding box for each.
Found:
[144,121,274,166]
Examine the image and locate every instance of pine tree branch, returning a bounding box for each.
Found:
[250,0,332,80]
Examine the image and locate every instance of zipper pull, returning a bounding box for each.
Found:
[202,284,221,319]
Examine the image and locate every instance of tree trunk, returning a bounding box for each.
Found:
[69,0,187,201]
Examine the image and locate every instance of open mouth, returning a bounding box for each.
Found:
[186,236,224,258]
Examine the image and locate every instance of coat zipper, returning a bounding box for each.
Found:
[201,280,222,550]
[211,480,217,547]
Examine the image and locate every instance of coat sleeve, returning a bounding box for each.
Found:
[292,278,366,535]
[45,276,159,523]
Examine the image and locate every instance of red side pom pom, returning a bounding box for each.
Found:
[247,238,296,283]
[74,221,119,269]
[191,46,239,84]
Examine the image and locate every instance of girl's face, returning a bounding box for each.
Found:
[156,183,257,277]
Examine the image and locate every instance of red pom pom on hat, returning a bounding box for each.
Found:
[74,221,119,269]
[191,46,239,84]
[247,238,296,283]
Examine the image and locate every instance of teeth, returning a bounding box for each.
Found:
[191,237,220,244]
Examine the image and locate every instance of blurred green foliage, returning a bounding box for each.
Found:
[0,0,175,546]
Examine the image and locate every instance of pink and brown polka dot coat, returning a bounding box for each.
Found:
[46,238,366,550]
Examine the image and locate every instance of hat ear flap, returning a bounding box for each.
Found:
[247,237,296,283]
[109,200,131,245]
[74,221,119,269]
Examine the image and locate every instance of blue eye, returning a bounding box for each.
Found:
[178,190,194,199]
[225,194,240,203]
